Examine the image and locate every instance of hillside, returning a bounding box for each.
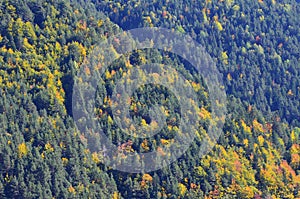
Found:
[0,0,299,198]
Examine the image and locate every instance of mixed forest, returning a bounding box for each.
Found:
[0,0,299,198]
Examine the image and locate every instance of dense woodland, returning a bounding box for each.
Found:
[0,0,299,198]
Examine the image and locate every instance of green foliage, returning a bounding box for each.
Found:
[0,0,300,198]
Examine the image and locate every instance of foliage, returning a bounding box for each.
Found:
[0,0,300,198]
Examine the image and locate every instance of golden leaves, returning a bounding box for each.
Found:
[253,119,264,133]
[18,142,28,158]
[215,21,223,31]
[178,183,187,196]
[45,143,54,152]
[92,152,100,164]
[142,174,153,182]
[221,51,228,64]
[112,192,120,199]
[68,186,76,193]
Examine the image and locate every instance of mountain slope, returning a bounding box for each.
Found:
[0,0,299,198]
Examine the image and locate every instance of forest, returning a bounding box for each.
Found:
[0,0,299,198]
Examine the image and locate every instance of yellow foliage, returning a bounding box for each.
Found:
[218,145,227,157]
[241,120,251,134]
[55,90,65,104]
[160,139,170,145]
[232,5,240,11]
[45,143,54,152]
[178,183,187,196]
[125,59,132,68]
[290,144,300,154]
[55,42,62,52]
[202,9,209,23]
[253,119,264,132]
[105,70,112,79]
[291,130,297,143]
[199,107,211,119]
[227,73,232,81]
[60,142,66,149]
[92,152,100,164]
[4,173,12,183]
[142,174,153,182]
[77,183,84,193]
[221,51,228,64]
[196,166,207,176]
[68,186,76,193]
[164,109,170,117]
[141,119,147,126]
[173,126,179,132]
[226,0,235,6]
[260,167,278,186]
[191,82,201,92]
[97,20,103,27]
[287,89,293,96]
[144,16,152,24]
[112,192,120,199]
[258,135,264,146]
[215,21,223,31]
[107,115,113,125]
[8,48,14,54]
[239,186,255,198]
[1,46,7,53]
[243,139,249,147]
[18,142,28,157]
[62,157,68,165]
[233,134,239,143]
[7,5,16,14]
[141,139,150,151]
[291,154,300,168]
[24,22,37,40]
[139,55,146,64]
